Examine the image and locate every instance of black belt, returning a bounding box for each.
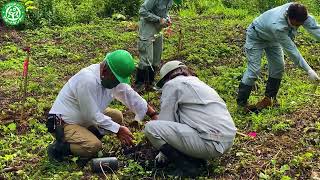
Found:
[47,114,65,133]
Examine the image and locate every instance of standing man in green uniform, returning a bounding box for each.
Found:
[237,3,320,112]
[134,0,182,91]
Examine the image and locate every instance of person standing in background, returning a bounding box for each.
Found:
[134,0,182,91]
[237,3,320,113]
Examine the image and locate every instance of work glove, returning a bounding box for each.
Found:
[308,69,320,82]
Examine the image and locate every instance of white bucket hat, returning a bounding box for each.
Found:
[156,60,187,88]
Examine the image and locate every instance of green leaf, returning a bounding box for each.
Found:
[4,154,15,161]
[259,172,270,180]
[236,152,244,157]
[281,176,291,180]
[303,152,313,159]
[71,156,79,163]
[97,151,103,158]
[280,164,290,173]
[25,1,34,6]
[26,6,37,11]
[7,123,16,132]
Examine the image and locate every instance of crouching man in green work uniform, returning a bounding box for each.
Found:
[134,0,182,91]
[237,3,320,112]
[144,61,237,177]
[46,50,158,162]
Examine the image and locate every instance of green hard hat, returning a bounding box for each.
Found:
[105,50,135,84]
[173,0,182,5]
[156,60,186,88]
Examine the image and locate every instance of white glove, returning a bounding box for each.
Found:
[155,152,168,164]
[308,69,320,81]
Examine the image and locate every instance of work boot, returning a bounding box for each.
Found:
[145,66,158,91]
[265,77,281,98]
[158,143,205,178]
[255,96,279,110]
[134,68,146,92]
[236,82,254,113]
[47,141,71,162]
[252,78,281,111]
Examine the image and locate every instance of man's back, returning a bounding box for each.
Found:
[49,64,113,127]
[252,3,292,42]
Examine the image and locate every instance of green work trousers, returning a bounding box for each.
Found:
[138,35,163,69]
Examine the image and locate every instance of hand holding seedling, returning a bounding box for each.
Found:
[117,126,134,146]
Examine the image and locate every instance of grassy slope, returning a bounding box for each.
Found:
[0,7,319,180]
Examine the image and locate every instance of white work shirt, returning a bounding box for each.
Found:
[49,64,148,133]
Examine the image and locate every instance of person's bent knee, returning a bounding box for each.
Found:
[85,140,102,157]
[144,121,167,149]
[70,139,102,157]
[144,121,158,138]
[270,69,284,79]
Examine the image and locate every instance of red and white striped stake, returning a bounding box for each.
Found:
[20,47,30,123]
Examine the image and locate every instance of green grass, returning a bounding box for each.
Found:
[1,6,320,179]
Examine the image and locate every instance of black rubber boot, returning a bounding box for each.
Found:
[236,82,253,107]
[48,141,71,162]
[145,66,158,91]
[147,66,156,84]
[134,68,146,92]
[265,77,281,98]
[158,144,205,178]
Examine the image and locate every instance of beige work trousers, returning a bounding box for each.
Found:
[63,108,123,157]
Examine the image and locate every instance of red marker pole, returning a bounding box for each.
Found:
[20,47,30,123]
